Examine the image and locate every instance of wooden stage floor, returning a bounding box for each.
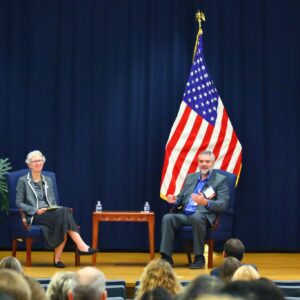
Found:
[1,249,300,287]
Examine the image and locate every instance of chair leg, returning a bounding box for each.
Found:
[12,240,17,257]
[207,239,214,268]
[75,247,80,266]
[185,241,192,264]
[26,238,33,267]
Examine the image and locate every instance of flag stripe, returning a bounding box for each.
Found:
[220,132,238,170]
[161,105,197,194]
[212,107,229,160]
[173,117,211,188]
[233,151,242,175]
[166,115,203,195]
[227,142,242,173]
[186,122,214,175]
[172,116,211,193]
[160,104,192,186]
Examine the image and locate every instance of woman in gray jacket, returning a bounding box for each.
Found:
[16,150,98,268]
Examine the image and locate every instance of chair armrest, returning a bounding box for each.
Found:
[212,209,234,232]
[9,208,30,230]
[8,208,21,215]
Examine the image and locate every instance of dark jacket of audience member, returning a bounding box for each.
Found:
[177,275,224,300]
[221,278,285,300]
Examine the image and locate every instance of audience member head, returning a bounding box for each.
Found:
[220,257,242,283]
[136,258,183,300]
[141,287,173,300]
[221,278,284,300]
[23,275,47,300]
[47,271,74,300]
[68,267,106,300]
[0,256,23,273]
[232,265,260,281]
[250,278,285,300]
[223,239,245,261]
[221,280,256,299]
[178,275,224,300]
[0,269,31,300]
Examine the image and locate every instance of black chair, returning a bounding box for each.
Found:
[106,280,126,287]
[36,277,51,291]
[36,277,51,285]
[180,280,191,287]
[6,169,80,267]
[106,285,126,300]
[273,280,300,286]
[175,169,237,268]
[277,286,300,297]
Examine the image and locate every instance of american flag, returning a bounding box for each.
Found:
[160,34,242,198]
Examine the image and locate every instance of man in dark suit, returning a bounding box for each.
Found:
[160,150,230,269]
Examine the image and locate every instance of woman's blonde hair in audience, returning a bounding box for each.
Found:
[136,258,183,300]
[0,269,31,300]
[23,275,47,300]
[232,265,260,281]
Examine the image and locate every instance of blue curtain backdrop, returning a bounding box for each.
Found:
[0,0,300,251]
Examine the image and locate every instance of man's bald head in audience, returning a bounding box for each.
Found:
[68,267,106,300]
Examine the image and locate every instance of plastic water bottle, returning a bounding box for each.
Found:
[143,201,150,213]
[96,201,102,212]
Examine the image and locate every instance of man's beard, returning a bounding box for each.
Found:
[199,168,212,176]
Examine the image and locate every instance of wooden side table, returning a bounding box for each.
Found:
[92,211,155,265]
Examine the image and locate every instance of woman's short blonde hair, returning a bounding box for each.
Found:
[232,265,260,281]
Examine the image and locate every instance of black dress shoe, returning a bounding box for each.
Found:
[54,261,65,268]
[161,253,174,267]
[78,247,99,256]
[189,255,205,269]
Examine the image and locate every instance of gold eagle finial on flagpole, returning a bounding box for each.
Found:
[193,11,206,59]
[196,11,205,35]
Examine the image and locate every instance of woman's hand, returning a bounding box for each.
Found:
[36,208,47,215]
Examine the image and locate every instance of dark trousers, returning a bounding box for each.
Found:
[159,212,208,257]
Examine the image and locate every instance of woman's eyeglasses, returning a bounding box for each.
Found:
[30,159,44,164]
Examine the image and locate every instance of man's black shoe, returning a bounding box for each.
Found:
[161,253,174,267]
[78,247,99,256]
[189,255,205,269]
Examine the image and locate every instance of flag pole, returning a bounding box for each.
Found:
[193,11,205,59]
